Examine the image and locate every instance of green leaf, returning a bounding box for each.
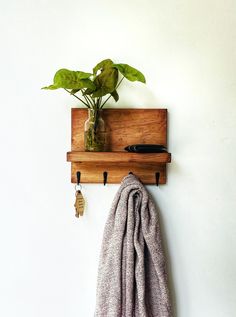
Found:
[42,69,95,90]
[74,79,96,90]
[93,59,114,76]
[113,64,146,83]
[92,87,110,98]
[70,89,81,95]
[111,90,119,102]
[83,88,95,95]
[41,84,58,90]
[92,67,118,98]
[53,69,95,89]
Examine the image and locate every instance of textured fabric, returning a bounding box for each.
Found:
[95,174,172,317]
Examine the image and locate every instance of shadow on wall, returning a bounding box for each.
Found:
[152,196,178,317]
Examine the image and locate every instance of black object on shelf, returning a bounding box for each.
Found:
[124,144,167,153]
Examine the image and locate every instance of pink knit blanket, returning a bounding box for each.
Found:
[95,174,172,317]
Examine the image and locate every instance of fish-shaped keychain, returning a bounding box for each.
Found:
[74,186,85,218]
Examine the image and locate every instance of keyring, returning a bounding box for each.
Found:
[75,184,82,192]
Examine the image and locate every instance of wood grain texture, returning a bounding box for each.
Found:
[69,108,170,184]
[71,108,167,151]
[67,151,171,163]
[71,162,167,184]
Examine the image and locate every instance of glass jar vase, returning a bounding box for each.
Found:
[84,109,107,151]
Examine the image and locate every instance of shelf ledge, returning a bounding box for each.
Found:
[67,151,171,164]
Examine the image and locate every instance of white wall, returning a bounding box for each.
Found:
[0,0,236,316]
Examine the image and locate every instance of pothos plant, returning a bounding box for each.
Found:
[42,58,146,108]
[42,58,146,151]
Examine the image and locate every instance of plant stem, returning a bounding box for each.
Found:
[96,98,101,109]
[100,76,125,108]
[90,96,96,109]
[91,96,96,109]
[81,89,94,108]
[98,97,102,108]
[64,89,90,108]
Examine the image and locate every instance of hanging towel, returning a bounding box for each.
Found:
[95,174,172,317]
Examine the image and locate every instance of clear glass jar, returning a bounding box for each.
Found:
[84,109,107,151]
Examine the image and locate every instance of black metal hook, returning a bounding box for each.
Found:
[103,171,108,186]
[155,172,160,187]
[76,171,81,185]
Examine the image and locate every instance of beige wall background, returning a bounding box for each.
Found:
[0,0,236,316]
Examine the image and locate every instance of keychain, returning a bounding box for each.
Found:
[74,172,85,218]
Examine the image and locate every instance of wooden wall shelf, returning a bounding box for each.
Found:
[67,108,171,184]
[67,151,171,164]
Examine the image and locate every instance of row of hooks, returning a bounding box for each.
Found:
[76,171,160,187]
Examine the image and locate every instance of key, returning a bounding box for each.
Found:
[74,190,85,217]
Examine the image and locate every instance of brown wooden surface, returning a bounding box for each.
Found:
[72,108,167,151]
[67,151,171,163]
[71,162,167,184]
[69,108,170,184]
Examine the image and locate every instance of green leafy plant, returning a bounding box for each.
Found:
[42,58,146,109]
